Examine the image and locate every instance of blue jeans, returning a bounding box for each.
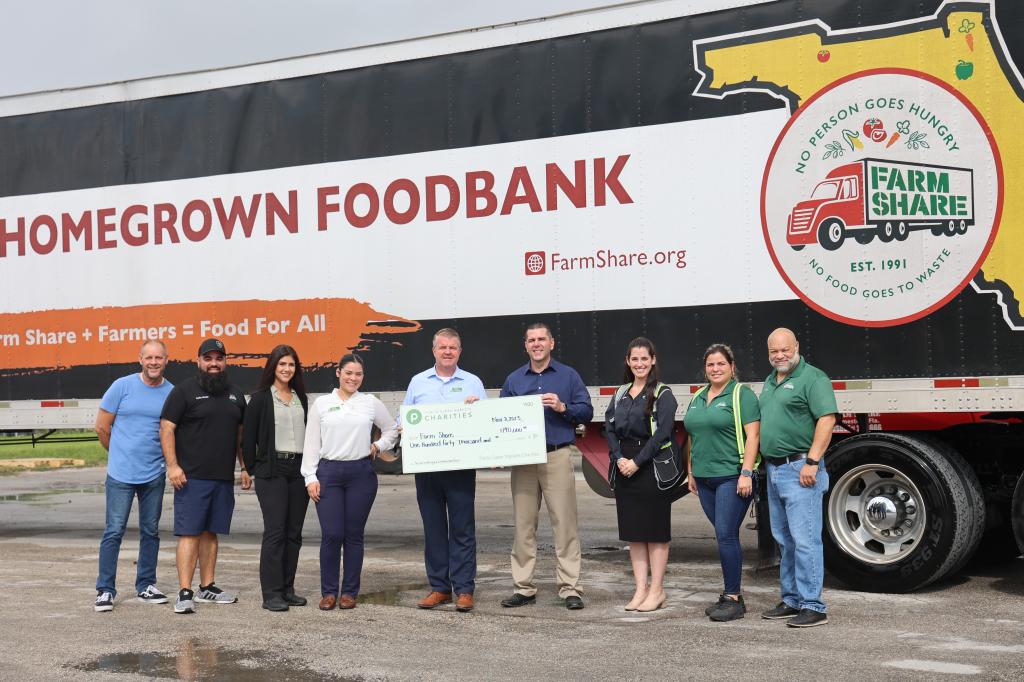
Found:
[695,475,754,595]
[96,473,166,597]
[766,459,829,613]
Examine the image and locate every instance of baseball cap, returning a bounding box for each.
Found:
[198,338,226,356]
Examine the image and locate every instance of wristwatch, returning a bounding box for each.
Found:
[805,456,819,466]
[740,469,753,478]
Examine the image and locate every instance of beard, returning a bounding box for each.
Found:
[198,367,230,395]
[772,353,800,375]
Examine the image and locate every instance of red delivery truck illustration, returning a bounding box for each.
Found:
[786,158,975,250]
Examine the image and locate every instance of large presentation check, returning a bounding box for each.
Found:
[400,396,548,473]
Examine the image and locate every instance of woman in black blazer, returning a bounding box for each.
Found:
[242,344,309,612]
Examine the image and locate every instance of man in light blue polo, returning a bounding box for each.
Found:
[759,328,837,628]
[404,328,487,613]
[93,339,175,612]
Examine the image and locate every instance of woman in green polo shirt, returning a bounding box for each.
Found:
[684,343,760,622]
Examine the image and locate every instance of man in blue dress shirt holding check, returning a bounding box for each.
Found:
[404,328,487,613]
[499,322,593,610]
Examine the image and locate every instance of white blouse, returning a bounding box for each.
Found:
[301,390,399,485]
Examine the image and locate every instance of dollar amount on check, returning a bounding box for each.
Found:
[400,396,547,473]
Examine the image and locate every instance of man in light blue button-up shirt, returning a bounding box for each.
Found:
[403,328,487,612]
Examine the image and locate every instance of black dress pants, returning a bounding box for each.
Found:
[254,458,309,600]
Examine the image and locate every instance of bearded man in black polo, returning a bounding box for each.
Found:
[160,338,250,614]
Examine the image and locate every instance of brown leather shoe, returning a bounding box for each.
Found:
[455,593,474,612]
[338,595,357,610]
[318,595,337,611]
[417,591,452,609]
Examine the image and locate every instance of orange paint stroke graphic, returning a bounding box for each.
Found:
[0,298,420,371]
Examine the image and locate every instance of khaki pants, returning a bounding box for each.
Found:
[510,446,581,598]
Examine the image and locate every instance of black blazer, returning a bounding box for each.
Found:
[242,387,309,478]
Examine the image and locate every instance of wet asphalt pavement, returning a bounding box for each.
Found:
[0,463,1021,681]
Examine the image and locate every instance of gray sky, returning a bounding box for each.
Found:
[0,0,626,97]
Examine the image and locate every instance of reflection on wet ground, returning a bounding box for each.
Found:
[73,639,354,681]
[359,583,428,605]
[0,486,103,502]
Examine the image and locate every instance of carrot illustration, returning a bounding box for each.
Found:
[888,120,911,149]
[842,129,864,151]
[959,18,976,52]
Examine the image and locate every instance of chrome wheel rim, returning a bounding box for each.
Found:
[828,463,927,565]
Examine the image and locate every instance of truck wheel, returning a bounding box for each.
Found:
[956,219,969,235]
[854,232,874,245]
[823,433,984,592]
[817,219,845,250]
[894,221,909,241]
[1013,472,1024,556]
[790,245,805,251]
[945,219,957,236]
[878,222,895,243]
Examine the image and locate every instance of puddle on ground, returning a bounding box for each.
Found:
[358,583,425,605]
[0,486,103,502]
[73,640,354,681]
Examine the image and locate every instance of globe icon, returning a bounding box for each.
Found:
[526,253,544,273]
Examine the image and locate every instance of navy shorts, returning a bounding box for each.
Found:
[173,479,235,536]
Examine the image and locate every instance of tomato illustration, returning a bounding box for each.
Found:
[817,49,831,63]
[863,117,887,143]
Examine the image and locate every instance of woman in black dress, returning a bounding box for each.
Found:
[604,337,678,612]
[242,344,309,612]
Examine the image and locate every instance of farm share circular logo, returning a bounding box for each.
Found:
[761,69,1002,327]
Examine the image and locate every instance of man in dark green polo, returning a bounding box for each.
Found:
[758,328,837,628]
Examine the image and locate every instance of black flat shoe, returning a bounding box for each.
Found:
[262,597,289,612]
[500,593,536,608]
[565,596,585,610]
[283,593,307,606]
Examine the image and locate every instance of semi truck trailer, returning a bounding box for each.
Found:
[0,0,1022,592]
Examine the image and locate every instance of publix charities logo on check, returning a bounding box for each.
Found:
[761,69,1002,327]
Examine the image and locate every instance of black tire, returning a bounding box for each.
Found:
[956,219,969,236]
[823,433,984,593]
[878,222,895,243]
[1013,472,1024,556]
[894,221,909,241]
[791,244,806,251]
[854,232,874,245]
[582,454,614,498]
[817,219,845,250]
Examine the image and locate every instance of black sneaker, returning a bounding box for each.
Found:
[704,594,728,617]
[709,595,746,622]
[137,585,168,604]
[761,601,800,620]
[787,608,828,628]
[94,591,114,612]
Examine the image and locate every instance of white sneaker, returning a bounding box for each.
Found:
[137,585,168,604]
[94,591,114,612]
[195,583,237,604]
